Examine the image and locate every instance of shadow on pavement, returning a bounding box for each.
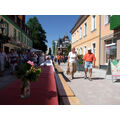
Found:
[91,77,105,80]
[62,74,71,82]
[74,77,84,79]
[114,79,120,83]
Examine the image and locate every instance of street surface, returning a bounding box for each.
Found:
[0,70,17,89]
[59,63,120,105]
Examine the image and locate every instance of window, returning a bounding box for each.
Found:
[21,33,23,42]
[76,48,79,54]
[14,28,16,39]
[18,32,21,41]
[84,46,87,55]
[20,20,22,28]
[104,15,110,25]
[15,16,17,23]
[84,22,87,36]
[91,15,96,31]
[75,33,76,41]
[80,47,82,55]
[92,43,96,56]
[80,27,82,39]
[72,35,74,43]
[77,31,79,40]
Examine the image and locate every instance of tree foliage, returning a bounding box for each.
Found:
[26,16,47,53]
[64,44,71,56]
[48,48,52,55]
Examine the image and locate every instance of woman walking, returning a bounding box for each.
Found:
[68,47,77,80]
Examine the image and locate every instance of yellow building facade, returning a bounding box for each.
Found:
[70,15,117,68]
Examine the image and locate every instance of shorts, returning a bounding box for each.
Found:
[84,61,93,69]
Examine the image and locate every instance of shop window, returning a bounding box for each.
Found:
[105,39,117,64]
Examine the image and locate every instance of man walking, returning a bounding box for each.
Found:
[83,48,96,81]
[57,54,61,65]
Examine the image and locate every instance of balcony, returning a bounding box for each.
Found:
[110,15,120,30]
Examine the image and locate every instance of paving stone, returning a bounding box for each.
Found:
[59,63,120,105]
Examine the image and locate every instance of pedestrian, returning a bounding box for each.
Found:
[20,50,27,64]
[0,47,7,76]
[39,52,45,65]
[83,48,96,81]
[68,47,77,80]
[57,54,61,65]
[9,49,19,74]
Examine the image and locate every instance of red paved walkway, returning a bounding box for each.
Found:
[0,66,58,105]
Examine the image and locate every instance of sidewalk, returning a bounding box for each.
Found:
[59,63,120,105]
[0,70,17,89]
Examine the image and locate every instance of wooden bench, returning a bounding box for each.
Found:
[55,72,81,105]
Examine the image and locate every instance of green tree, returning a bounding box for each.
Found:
[64,44,71,56]
[26,16,47,53]
[48,48,52,55]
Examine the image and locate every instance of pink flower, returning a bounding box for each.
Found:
[27,60,34,66]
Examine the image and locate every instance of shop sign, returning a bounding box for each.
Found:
[111,60,120,75]
[106,59,120,76]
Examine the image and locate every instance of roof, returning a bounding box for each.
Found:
[70,15,89,34]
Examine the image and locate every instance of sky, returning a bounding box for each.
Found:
[25,15,79,48]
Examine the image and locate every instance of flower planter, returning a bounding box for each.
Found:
[76,60,84,72]
[21,80,31,99]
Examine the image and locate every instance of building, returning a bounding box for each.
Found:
[52,40,58,56]
[70,15,120,68]
[57,35,71,55]
[0,15,33,53]
[70,15,100,67]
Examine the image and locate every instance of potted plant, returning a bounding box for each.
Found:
[76,55,84,71]
[17,60,41,98]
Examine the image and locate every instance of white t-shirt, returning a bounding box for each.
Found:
[68,52,77,63]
